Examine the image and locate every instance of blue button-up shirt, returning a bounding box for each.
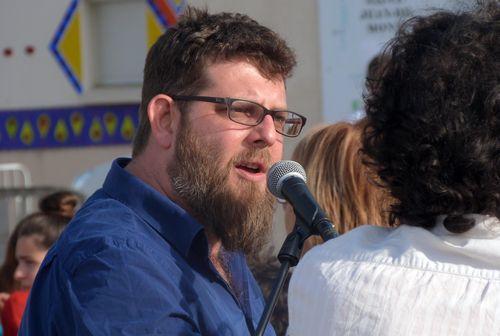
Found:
[20,158,275,335]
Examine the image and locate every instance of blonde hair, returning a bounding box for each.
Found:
[291,121,392,249]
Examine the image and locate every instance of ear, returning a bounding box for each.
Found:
[147,94,179,149]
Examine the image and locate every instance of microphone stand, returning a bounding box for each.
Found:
[253,217,312,336]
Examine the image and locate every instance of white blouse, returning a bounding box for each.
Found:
[288,215,500,336]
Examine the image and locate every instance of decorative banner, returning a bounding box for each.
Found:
[51,0,185,93]
[50,0,82,93]
[0,105,139,150]
[146,0,186,48]
[146,3,166,48]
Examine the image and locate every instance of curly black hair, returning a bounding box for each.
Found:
[362,1,500,233]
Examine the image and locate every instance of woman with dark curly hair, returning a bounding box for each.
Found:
[288,2,500,335]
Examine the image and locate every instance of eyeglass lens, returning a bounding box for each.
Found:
[228,100,302,136]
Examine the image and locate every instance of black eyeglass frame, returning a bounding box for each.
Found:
[170,95,307,137]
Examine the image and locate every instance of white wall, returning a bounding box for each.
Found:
[0,0,143,109]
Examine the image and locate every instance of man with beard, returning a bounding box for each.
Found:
[20,7,304,336]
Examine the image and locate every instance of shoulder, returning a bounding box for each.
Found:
[288,226,396,335]
[290,225,400,296]
[49,192,180,278]
[62,190,153,246]
[23,192,201,335]
[73,191,140,231]
[302,225,393,263]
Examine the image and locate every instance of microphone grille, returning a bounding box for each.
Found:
[267,160,307,198]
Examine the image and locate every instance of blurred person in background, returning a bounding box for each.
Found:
[0,190,80,335]
[1,213,69,336]
[284,120,392,254]
[0,190,81,308]
[288,2,500,335]
[38,190,83,218]
[0,226,21,315]
[20,6,305,335]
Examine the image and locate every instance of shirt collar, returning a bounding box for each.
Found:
[102,158,207,259]
[433,214,500,238]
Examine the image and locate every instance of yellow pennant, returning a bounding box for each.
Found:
[89,117,104,142]
[121,116,136,141]
[70,111,85,136]
[54,119,69,143]
[37,114,51,138]
[20,121,35,145]
[5,117,18,139]
[103,112,118,136]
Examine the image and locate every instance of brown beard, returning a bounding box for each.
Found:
[168,120,276,256]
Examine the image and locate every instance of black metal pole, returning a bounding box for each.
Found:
[254,260,291,336]
[253,208,339,336]
[253,220,311,336]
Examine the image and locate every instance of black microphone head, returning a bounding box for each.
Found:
[267,160,307,199]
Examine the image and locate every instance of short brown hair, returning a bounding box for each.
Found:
[132,7,296,156]
[292,121,392,249]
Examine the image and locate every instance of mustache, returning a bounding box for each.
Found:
[230,148,274,170]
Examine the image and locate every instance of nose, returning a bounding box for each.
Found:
[13,264,25,281]
[249,114,278,148]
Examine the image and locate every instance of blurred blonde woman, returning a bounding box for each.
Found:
[284,120,392,253]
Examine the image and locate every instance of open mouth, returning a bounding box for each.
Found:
[235,161,266,177]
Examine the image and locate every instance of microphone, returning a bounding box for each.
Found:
[267,160,338,242]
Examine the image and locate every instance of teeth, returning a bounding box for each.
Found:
[238,162,260,172]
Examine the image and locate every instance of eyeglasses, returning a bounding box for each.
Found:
[170,95,307,137]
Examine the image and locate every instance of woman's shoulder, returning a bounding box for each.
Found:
[302,224,394,262]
